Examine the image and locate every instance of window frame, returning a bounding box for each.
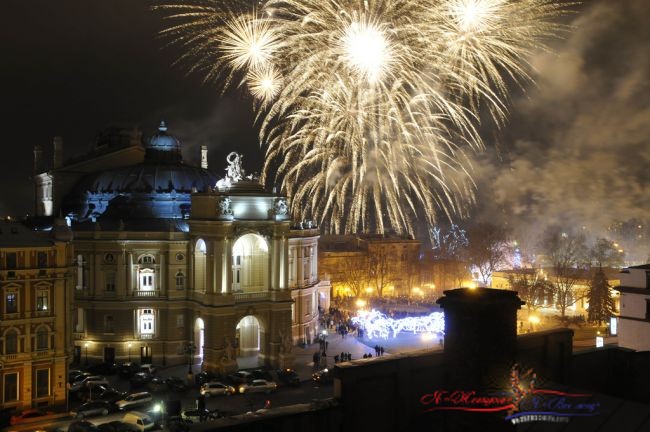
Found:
[3,372,19,403]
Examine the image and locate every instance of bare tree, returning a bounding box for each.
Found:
[541,227,588,318]
[340,254,369,297]
[368,247,397,297]
[507,269,552,314]
[467,223,511,286]
[589,238,624,268]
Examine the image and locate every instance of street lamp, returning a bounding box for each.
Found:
[84,342,89,365]
[127,342,132,362]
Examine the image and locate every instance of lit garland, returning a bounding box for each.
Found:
[351,309,445,340]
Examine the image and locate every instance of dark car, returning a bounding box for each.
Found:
[86,362,118,376]
[195,371,219,386]
[68,420,102,432]
[276,368,301,386]
[129,372,153,387]
[119,362,140,379]
[250,369,273,381]
[80,385,127,404]
[228,371,253,385]
[165,376,188,392]
[70,400,115,419]
[98,421,133,432]
[147,376,167,393]
[312,368,333,384]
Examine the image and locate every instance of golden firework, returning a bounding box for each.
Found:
[156,0,569,236]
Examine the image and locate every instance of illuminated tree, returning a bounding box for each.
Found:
[341,254,369,297]
[541,226,588,318]
[368,247,398,297]
[587,267,617,325]
[466,223,510,286]
[430,224,470,289]
[508,269,552,314]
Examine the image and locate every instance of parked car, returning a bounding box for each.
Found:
[195,371,219,386]
[165,376,188,392]
[119,362,140,379]
[122,411,156,431]
[98,421,133,432]
[312,368,333,384]
[68,420,102,432]
[200,382,235,397]
[115,392,153,410]
[70,372,93,386]
[130,372,153,388]
[250,369,273,381]
[139,364,156,375]
[276,369,300,386]
[80,385,126,403]
[70,400,115,419]
[9,409,53,425]
[71,375,109,391]
[238,379,278,394]
[146,376,167,393]
[86,362,118,376]
[228,371,252,384]
[181,408,221,423]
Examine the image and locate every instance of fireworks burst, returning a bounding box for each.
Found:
[156,0,569,236]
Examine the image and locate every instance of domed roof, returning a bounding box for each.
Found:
[148,121,181,153]
[62,122,218,221]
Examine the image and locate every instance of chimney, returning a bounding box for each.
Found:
[201,145,208,169]
[53,136,63,169]
[33,145,43,175]
[436,288,523,432]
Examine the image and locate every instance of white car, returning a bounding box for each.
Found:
[70,375,108,391]
[115,392,153,410]
[200,382,235,397]
[122,411,155,431]
[140,364,156,375]
[238,379,278,394]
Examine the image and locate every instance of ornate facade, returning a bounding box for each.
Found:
[34,123,329,373]
[0,219,74,410]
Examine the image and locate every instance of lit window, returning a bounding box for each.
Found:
[176,314,184,328]
[139,255,155,265]
[36,290,49,311]
[140,309,155,335]
[6,293,17,314]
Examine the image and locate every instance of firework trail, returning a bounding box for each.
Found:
[157,0,569,236]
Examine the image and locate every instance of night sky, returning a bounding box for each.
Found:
[1,0,648,255]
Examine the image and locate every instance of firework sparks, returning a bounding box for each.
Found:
[157,0,569,236]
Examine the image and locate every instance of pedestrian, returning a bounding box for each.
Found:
[375,345,380,356]
[348,352,352,361]
[341,351,345,361]
[363,354,368,359]
[334,355,339,363]
[325,341,329,350]
[313,351,320,368]
[368,353,373,358]
[380,346,385,356]
[321,351,327,367]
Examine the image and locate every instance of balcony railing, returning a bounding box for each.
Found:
[233,291,270,302]
[131,290,161,298]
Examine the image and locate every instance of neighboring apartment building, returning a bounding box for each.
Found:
[0,219,74,410]
[616,264,650,351]
[319,233,421,298]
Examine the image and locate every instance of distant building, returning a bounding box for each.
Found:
[319,233,420,298]
[492,267,621,316]
[0,219,74,410]
[32,122,329,372]
[616,264,650,351]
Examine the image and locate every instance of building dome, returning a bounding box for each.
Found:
[62,122,218,221]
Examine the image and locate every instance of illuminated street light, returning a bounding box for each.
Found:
[127,342,132,362]
[355,299,367,309]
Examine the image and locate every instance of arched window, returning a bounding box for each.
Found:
[36,327,49,351]
[175,272,185,290]
[5,329,18,354]
[138,255,156,265]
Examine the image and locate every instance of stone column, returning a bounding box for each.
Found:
[213,238,224,294]
[159,251,166,295]
[206,240,215,293]
[223,237,233,293]
[126,252,133,294]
